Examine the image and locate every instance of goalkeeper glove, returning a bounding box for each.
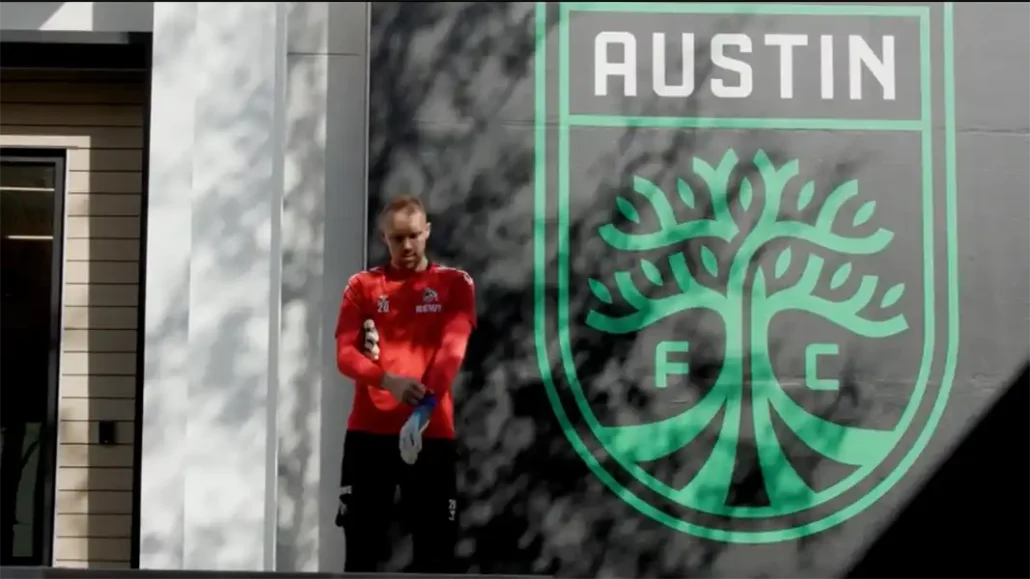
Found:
[399,394,436,465]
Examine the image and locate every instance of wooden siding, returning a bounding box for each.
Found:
[1,69,145,569]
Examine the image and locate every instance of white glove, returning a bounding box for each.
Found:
[362,319,380,361]
[399,411,424,465]
[399,398,435,465]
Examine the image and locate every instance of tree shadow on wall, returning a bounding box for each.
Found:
[368,3,909,577]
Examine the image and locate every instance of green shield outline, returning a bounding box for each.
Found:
[532,2,960,544]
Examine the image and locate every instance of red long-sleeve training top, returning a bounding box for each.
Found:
[334,262,476,439]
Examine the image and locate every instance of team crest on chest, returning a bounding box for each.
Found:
[377,294,390,313]
[417,287,442,313]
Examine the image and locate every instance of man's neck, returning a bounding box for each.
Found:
[388,257,429,275]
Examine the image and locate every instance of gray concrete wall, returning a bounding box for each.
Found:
[140,2,370,572]
[277,2,369,574]
[365,2,1029,576]
[141,2,285,570]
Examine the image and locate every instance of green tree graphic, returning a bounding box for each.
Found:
[585,150,909,517]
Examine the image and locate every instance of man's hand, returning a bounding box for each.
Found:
[381,373,425,406]
[361,319,380,361]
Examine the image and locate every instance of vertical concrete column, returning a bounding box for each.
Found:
[138,2,196,569]
[141,1,287,571]
[276,2,369,572]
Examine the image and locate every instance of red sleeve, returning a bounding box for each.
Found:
[335,274,386,385]
[422,271,477,396]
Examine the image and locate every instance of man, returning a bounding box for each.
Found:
[333,194,476,573]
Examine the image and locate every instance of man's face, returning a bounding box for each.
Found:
[381,208,430,270]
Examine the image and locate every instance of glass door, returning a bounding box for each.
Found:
[0,151,65,566]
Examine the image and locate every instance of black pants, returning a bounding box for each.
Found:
[336,431,458,573]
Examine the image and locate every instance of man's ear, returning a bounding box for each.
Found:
[425,222,432,240]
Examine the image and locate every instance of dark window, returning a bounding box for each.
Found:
[1,151,65,566]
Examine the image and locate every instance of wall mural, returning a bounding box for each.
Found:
[535,2,957,545]
[368,2,1027,576]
